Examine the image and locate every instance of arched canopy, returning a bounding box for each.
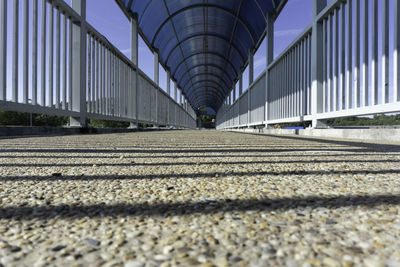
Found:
[116,0,284,112]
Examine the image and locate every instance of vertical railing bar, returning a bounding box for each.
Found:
[122,60,125,117]
[371,0,378,105]
[55,7,60,109]
[119,59,122,117]
[340,3,346,110]
[48,3,54,107]
[97,43,103,114]
[105,48,109,115]
[278,60,281,120]
[101,42,104,115]
[290,50,293,118]
[68,15,72,110]
[305,34,309,115]
[290,51,292,118]
[294,47,297,117]
[87,34,91,113]
[329,14,334,112]
[297,45,300,117]
[362,0,369,107]
[283,57,286,119]
[116,58,119,116]
[109,50,112,116]
[300,39,306,116]
[303,38,307,115]
[105,46,108,115]
[346,0,353,110]
[275,60,277,119]
[111,53,114,116]
[32,0,38,105]
[334,8,339,111]
[355,0,361,107]
[98,42,101,114]
[274,61,280,119]
[295,44,300,116]
[270,68,273,120]
[309,33,312,115]
[108,48,110,116]
[299,43,303,117]
[103,46,107,115]
[286,53,290,118]
[323,18,327,113]
[91,36,95,113]
[0,0,7,101]
[108,49,111,116]
[395,0,400,102]
[105,45,108,115]
[104,47,107,115]
[382,0,389,104]
[111,52,115,116]
[294,46,297,117]
[62,13,67,110]
[273,61,276,119]
[23,0,29,104]
[299,40,303,116]
[12,0,19,102]
[95,39,99,113]
[275,60,278,119]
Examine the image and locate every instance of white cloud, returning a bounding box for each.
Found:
[120,46,147,55]
[120,48,131,54]
[275,28,303,37]
[254,57,266,69]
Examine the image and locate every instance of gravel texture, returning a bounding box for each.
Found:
[0,130,400,267]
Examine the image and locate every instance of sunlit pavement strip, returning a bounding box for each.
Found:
[0,130,399,266]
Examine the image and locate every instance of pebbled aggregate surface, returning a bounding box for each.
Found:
[0,130,400,266]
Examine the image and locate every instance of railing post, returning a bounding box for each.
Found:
[311,0,327,128]
[70,0,87,127]
[166,70,171,126]
[0,0,6,101]
[153,51,159,125]
[130,14,139,129]
[247,50,253,127]
[395,0,400,102]
[238,73,243,96]
[265,13,274,128]
[174,81,178,102]
[249,49,254,85]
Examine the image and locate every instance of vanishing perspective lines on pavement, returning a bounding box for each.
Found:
[0,131,399,266]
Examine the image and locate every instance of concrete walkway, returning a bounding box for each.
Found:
[0,131,399,266]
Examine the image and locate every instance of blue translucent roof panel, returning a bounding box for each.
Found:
[116,0,283,111]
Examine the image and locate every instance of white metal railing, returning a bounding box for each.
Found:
[267,27,312,121]
[0,0,196,129]
[217,0,400,129]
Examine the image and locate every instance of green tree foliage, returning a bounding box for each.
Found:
[88,119,130,128]
[199,114,215,128]
[328,114,400,126]
[0,110,68,127]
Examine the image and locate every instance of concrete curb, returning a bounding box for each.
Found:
[0,126,181,138]
[227,128,400,143]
